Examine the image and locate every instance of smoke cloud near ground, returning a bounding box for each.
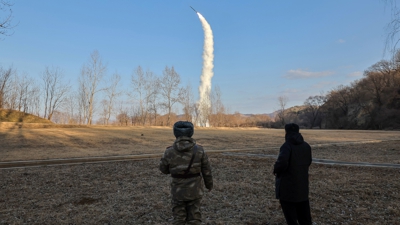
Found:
[196,12,214,127]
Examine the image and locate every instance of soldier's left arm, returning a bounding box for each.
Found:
[200,147,213,190]
[159,150,170,174]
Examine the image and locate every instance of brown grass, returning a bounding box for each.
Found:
[1,126,399,162]
[0,155,399,224]
[255,140,400,164]
[0,127,399,224]
[0,110,52,123]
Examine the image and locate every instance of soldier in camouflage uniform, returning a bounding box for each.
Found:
[159,121,213,225]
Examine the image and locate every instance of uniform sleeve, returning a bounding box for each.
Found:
[201,150,213,190]
[273,143,291,175]
[159,151,170,174]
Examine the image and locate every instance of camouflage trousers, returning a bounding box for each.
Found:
[171,198,202,225]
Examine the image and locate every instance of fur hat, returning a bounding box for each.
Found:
[173,121,194,138]
[285,123,300,133]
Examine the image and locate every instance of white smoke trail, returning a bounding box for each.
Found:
[196,12,214,127]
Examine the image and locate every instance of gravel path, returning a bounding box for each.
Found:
[223,152,400,168]
[2,139,399,169]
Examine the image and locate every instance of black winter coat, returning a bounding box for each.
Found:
[273,132,312,202]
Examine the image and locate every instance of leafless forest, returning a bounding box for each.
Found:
[1,49,399,129]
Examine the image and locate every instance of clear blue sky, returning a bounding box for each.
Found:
[0,1,393,114]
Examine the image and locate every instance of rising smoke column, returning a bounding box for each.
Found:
[196,12,214,127]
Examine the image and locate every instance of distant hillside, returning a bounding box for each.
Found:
[267,112,277,119]
[0,109,52,123]
[234,106,308,120]
[268,105,307,120]
[286,105,307,113]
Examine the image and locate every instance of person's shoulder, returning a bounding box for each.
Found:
[302,141,311,148]
[162,145,176,158]
[195,144,204,149]
[195,144,206,152]
[164,145,174,153]
[281,141,290,148]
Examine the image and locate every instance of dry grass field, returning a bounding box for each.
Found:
[0,125,399,224]
[0,110,52,124]
[1,124,399,161]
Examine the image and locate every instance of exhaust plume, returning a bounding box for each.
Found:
[196,12,214,127]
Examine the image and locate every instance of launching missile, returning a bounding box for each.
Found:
[190,6,197,13]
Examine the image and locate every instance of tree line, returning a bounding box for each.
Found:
[1,50,263,127]
[1,49,400,129]
[275,51,400,130]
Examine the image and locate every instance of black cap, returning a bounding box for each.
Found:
[173,121,194,138]
[285,123,300,133]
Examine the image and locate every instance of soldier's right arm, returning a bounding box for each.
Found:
[159,150,170,174]
[200,147,213,190]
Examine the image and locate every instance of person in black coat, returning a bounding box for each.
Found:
[273,123,312,225]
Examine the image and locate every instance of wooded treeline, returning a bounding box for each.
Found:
[1,50,400,129]
[275,51,400,130]
[323,52,400,129]
[0,51,273,127]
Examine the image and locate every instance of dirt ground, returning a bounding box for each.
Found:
[0,126,400,224]
[1,125,399,161]
[256,140,400,165]
[1,155,399,224]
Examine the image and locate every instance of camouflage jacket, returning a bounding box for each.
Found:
[159,136,213,201]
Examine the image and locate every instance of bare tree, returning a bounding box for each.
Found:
[344,80,366,127]
[78,50,106,125]
[5,74,18,110]
[358,69,393,128]
[15,74,31,113]
[131,66,159,126]
[383,0,400,54]
[42,66,70,121]
[130,105,140,126]
[324,85,349,128]
[232,112,243,127]
[160,66,182,126]
[6,73,40,115]
[146,73,160,126]
[303,95,326,128]
[101,72,121,125]
[392,50,400,86]
[180,84,195,122]
[130,66,146,125]
[0,0,17,39]
[369,60,395,90]
[77,79,88,124]
[117,110,129,126]
[0,66,13,108]
[63,93,78,124]
[4,73,39,115]
[210,85,226,127]
[328,85,352,116]
[49,111,68,124]
[27,84,41,116]
[276,95,288,126]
